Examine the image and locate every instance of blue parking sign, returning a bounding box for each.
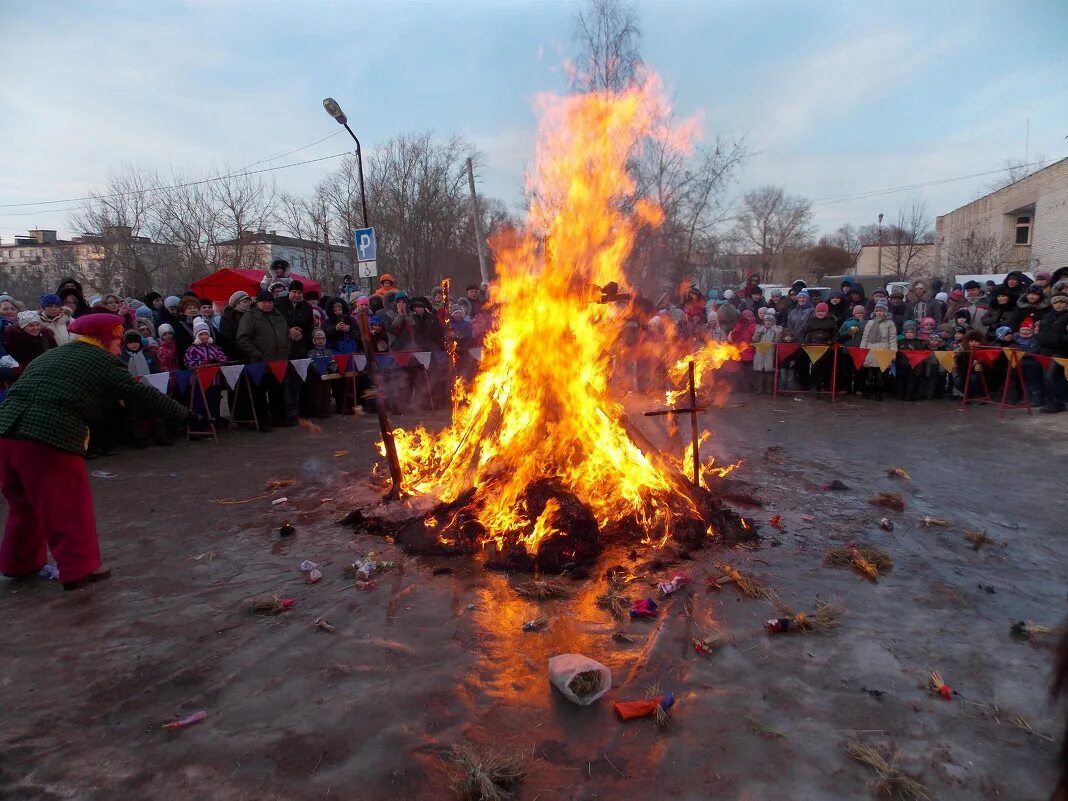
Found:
[355,227,377,262]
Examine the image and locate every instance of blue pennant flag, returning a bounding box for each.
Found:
[245,362,267,386]
[375,354,394,370]
[0,390,7,404]
[173,370,190,395]
[311,356,332,376]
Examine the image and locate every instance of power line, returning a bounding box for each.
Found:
[810,157,1060,207]
[0,144,351,210]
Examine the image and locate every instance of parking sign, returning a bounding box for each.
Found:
[355,227,376,262]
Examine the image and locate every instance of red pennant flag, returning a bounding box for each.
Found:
[132,375,143,382]
[902,350,931,369]
[392,351,412,367]
[267,360,289,384]
[197,365,220,390]
[972,349,1001,367]
[334,354,351,373]
[776,343,800,362]
[848,347,869,370]
[1032,353,1053,369]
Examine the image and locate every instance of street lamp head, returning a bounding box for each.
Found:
[322,98,348,126]
[878,212,884,224]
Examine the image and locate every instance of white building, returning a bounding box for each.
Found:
[855,243,936,279]
[213,229,354,276]
[935,157,1068,279]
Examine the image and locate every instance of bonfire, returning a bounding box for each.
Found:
[362,76,747,570]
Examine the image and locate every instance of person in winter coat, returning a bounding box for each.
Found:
[273,280,315,360]
[786,291,814,339]
[1038,294,1068,412]
[172,296,202,366]
[728,309,757,391]
[155,324,180,372]
[1013,317,1045,407]
[846,283,866,312]
[715,297,739,335]
[751,308,781,394]
[259,258,293,292]
[895,320,927,401]
[3,311,57,367]
[803,302,837,393]
[886,290,909,332]
[388,296,416,350]
[56,277,91,318]
[1003,270,1031,304]
[236,291,292,430]
[738,286,767,316]
[904,281,946,325]
[1014,284,1049,330]
[961,281,988,333]
[119,330,170,448]
[38,294,71,345]
[983,286,1017,342]
[374,273,397,297]
[411,297,445,351]
[825,291,849,326]
[860,301,898,400]
[323,297,358,354]
[218,291,251,362]
[0,313,191,589]
[183,318,228,430]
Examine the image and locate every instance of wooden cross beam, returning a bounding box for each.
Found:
[642,360,704,488]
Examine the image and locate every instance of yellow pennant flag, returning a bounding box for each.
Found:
[803,345,829,364]
[871,349,895,371]
[933,351,957,373]
[1002,348,1021,368]
[1055,357,1068,370]
[753,341,775,353]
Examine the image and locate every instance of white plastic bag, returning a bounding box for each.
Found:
[548,654,612,706]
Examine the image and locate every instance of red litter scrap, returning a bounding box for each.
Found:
[164,710,207,730]
[768,514,786,531]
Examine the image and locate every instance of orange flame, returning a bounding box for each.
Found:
[386,76,735,552]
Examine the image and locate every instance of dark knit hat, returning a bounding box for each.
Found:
[963,280,981,291]
[40,293,61,307]
[123,330,142,344]
[255,290,273,303]
[288,279,304,292]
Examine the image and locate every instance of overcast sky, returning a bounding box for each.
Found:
[2,0,1065,243]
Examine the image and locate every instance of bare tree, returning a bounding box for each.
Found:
[819,223,862,268]
[943,230,1015,276]
[734,186,815,283]
[881,197,934,280]
[210,169,278,270]
[153,173,223,287]
[983,156,1046,194]
[572,0,642,93]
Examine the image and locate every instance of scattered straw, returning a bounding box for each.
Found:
[612,630,637,643]
[597,580,632,618]
[514,577,572,601]
[1010,620,1064,645]
[444,744,526,801]
[963,529,993,550]
[746,714,786,739]
[825,545,893,582]
[868,492,905,512]
[265,478,296,491]
[693,631,729,657]
[297,418,323,434]
[919,516,949,528]
[711,561,771,599]
[887,467,912,480]
[847,741,930,800]
[767,591,842,635]
[241,595,290,615]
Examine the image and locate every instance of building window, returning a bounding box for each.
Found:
[1015,214,1032,245]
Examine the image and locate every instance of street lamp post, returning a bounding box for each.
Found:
[322,97,404,500]
[875,213,884,279]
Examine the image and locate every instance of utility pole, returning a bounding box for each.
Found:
[466,157,490,285]
[877,212,884,276]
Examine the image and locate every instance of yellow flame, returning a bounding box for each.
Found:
[386,75,736,553]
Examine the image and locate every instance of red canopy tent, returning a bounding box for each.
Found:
[190,268,323,305]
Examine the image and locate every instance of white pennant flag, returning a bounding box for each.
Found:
[145,372,170,394]
[413,351,431,369]
[469,347,483,361]
[290,358,312,382]
[220,364,245,390]
[354,355,368,371]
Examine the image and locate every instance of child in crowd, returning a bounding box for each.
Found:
[728,309,757,391]
[778,329,798,390]
[303,329,338,417]
[1013,318,1045,406]
[121,330,169,447]
[751,307,781,394]
[156,324,180,372]
[860,301,897,400]
[896,320,924,401]
[183,318,227,429]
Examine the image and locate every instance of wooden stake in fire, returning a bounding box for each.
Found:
[643,359,706,488]
[354,310,404,500]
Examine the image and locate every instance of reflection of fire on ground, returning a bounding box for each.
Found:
[362,76,752,570]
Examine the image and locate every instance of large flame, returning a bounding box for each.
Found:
[386,75,737,554]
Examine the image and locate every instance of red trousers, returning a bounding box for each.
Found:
[0,438,101,584]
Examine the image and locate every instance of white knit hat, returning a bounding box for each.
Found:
[193,316,210,336]
[158,323,174,336]
[17,310,39,328]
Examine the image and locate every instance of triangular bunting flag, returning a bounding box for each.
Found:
[469,348,483,361]
[245,362,267,386]
[267,360,289,384]
[334,354,352,374]
[1055,357,1068,370]
[392,352,412,367]
[432,350,450,364]
[1032,353,1052,369]
[173,370,190,395]
[802,345,828,364]
[220,364,244,390]
[902,350,931,369]
[752,341,774,353]
[354,355,368,371]
[145,372,170,394]
[291,358,311,382]
[1002,348,1022,368]
[972,349,1000,367]
[311,356,332,376]
[375,354,393,370]
[132,375,143,382]
[413,351,431,369]
[871,349,895,371]
[848,347,869,370]
[933,351,957,373]
[776,343,800,361]
[196,365,220,390]
[0,389,8,403]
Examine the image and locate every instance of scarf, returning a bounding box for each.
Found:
[125,349,151,377]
